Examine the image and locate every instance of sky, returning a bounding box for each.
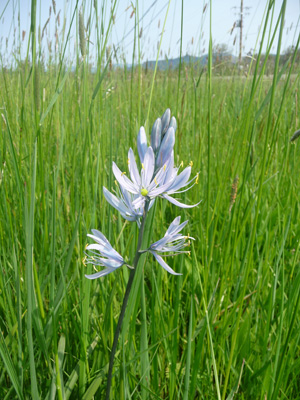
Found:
[1,0,300,65]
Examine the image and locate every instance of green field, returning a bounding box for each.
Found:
[1,1,300,399]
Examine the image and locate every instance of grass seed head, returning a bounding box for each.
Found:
[79,10,86,57]
[229,175,239,213]
[52,0,56,15]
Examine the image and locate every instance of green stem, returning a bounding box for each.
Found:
[105,199,150,400]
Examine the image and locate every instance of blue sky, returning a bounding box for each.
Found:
[1,0,299,65]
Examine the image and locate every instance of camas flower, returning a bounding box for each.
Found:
[148,216,194,275]
[84,229,125,279]
[112,146,173,209]
[112,143,200,209]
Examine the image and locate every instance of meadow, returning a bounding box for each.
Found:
[1,0,300,399]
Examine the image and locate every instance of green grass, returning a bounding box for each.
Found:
[1,0,300,398]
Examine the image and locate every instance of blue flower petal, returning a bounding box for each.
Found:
[137,127,148,163]
[151,118,162,152]
[156,127,175,167]
[151,251,182,275]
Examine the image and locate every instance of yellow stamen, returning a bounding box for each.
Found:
[196,173,199,185]
[189,161,193,167]
[85,243,89,249]
[115,180,118,185]
[121,171,126,176]
[127,158,130,165]
[163,164,166,171]
[180,161,184,168]
[82,256,87,266]
[154,177,158,185]
[142,163,145,170]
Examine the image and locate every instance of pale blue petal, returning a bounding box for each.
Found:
[85,254,123,268]
[149,179,176,197]
[87,234,109,249]
[150,236,171,251]
[121,213,138,222]
[85,268,116,279]
[165,216,181,235]
[158,245,188,252]
[151,118,162,152]
[86,244,123,262]
[132,195,146,209]
[156,127,175,167]
[163,193,200,208]
[169,173,199,194]
[142,146,155,187]
[128,148,141,186]
[90,229,110,245]
[120,186,137,214]
[161,108,171,135]
[167,167,191,193]
[112,162,139,194]
[99,257,123,268]
[163,153,177,184]
[103,187,128,215]
[85,243,106,252]
[166,218,188,236]
[137,127,148,163]
[151,251,182,275]
[169,116,177,133]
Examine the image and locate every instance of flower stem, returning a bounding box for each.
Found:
[105,199,150,400]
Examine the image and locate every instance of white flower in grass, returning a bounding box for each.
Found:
[148,216,194,275]
[112,146,173,209]
[113,147,199,210]
[84,230,125,279]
